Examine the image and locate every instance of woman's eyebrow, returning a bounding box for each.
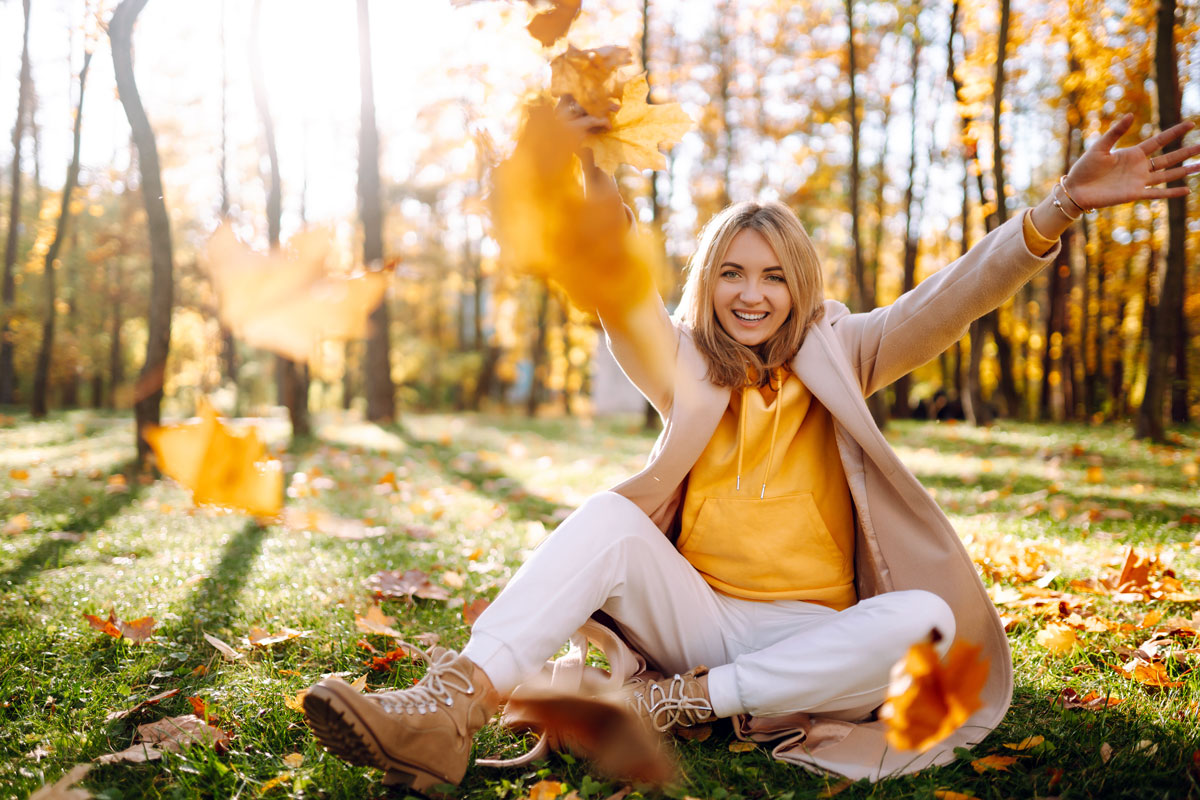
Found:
[719,262,784,270]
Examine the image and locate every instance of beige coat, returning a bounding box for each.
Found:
[602,213,1059,780]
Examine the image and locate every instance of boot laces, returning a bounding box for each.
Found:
[372,643,476,716]
[629,673,712,732]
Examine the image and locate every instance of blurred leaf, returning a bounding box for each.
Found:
[550,45,631,117]
[880,637,988,752]
[583,75,692,174]
[28,764,91,800]
[526,0,579,46]
[970,754,1018,773]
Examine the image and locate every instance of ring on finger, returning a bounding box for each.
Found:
[1150,156,1159,171]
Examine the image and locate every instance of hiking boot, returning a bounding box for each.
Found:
[627,666,716,732]
[303,646,500,791]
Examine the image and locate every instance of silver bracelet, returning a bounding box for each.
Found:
[1051,183,1082,222]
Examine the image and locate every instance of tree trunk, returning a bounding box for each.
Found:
[109,0,174,463]
[526,287,550,418]
[217,0,238,405]
[1136,0,1185,440]
[250,0,309,438]
[32,52,91,418]
[844,0,865,313]
[892,24,923,419]
[357,0,395,423]
[1,0,33,404]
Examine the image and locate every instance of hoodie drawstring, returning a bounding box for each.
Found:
[735,368,784,498]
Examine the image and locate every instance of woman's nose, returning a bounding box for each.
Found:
[739,281,764,302]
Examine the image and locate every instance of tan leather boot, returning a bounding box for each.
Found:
[627,666,716,732]
[304,647,500,791]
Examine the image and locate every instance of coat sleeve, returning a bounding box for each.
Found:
[834,211,1059,397]
[598,292,679,416]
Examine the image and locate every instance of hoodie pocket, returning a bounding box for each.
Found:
[679,492,852,594]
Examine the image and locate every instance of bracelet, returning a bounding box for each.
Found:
[1051,183,1081,222]
[1057,176,1093,215]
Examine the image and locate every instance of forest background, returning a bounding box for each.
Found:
[0,0,1199,448]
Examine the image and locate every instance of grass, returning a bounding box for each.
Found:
[1,408,1198,799]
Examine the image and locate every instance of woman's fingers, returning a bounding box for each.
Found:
[1096,113,1134,152]
[1148,142,1200,171]
[1149,162,1200,186]
[1138,119,1196,154]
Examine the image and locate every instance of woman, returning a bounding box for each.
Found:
[303,113,1199,790]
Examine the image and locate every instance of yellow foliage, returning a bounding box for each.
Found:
[880,638,988,752]
[550,44,631,118]
[583,75,692,175]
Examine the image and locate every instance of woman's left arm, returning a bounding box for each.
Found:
[838,115,1199,397]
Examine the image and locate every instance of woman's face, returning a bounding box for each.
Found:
[712,228,793,347]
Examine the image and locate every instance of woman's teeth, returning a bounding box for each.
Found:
[733,311,767,321]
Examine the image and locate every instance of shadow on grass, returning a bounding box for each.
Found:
[339,421,574,526]
[0,459,142,592]
[177,519,269,632]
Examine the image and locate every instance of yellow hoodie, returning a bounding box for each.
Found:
[677,368,857,610]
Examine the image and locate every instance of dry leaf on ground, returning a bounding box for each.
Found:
[367,568,451,602]
[879,637,988,752]
[970,754,1019,773]
[203,632,243,660]
[96,714,229,764]
[526,779,565,800]
[83,610,156,643]
[1053,687,1124,710]
[1003,735,1045,751]
[1035,624,1078,655]
[144,399,283,518]
[463,597,491,625]
[247,626,311,648]
[28,763,91,800]
[105,689,180,722]
[355,605,404,639]
[4,512,31,535]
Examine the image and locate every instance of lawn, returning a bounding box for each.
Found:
[2,409,1198,800]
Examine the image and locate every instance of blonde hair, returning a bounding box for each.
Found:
[677,201,825,388]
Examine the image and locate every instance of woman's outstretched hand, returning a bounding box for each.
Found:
[1064,113,1200,211]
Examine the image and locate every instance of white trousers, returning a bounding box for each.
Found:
[462,492,955,721]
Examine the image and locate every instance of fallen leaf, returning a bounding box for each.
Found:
[105,689,180,722]
[526,0,579,46]
[1116,547,1156,591]
[283,690,307,713]
[550,44,632,117]
[282,752,304,768]
[1052,687,1124,710]
[674,723,712,742]
[356,605,404,638]
[84,610,155,642]
[144,399,283,517]
[1085,465,1105,483]
[203,632,243,660]
[583,75,692,174]
[4,512,30,535]
[9,468,29,481]
[816,777,853,797]
[527,779,564,800]
[970,754,1018,773]
[463,597,491,626]
[1035,624,1078,655]
[1003,735,1044,751]
[203,225,388,363]
[96,714,229,764]
[349,674,368,692]
[879,637,989,752]
[442,570,466,589]
[1117,658,1187,688]
[28,763,90,800]
[1100,741,1113,763]
[1133,739,1158,757]
[248,626,310,647]
[932,792,979,800]
[367,568,451,602]
[728,741,757,753]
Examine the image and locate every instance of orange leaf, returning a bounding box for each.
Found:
[144,399,283,518]
[117,616,157,643]
[9,468,29,481]
[4,512,30,535]
[1035,624,1078,655]
[933,792,980,800]
[525,0,579,46]
[550,44,632,117]
[879,637,989,752]
[367,568,450,602]
[971,754,1019,773]
[526,779,565,800]
[463,597,491,626]
[583,75,692,174]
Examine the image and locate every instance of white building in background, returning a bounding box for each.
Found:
[591,337,647,415]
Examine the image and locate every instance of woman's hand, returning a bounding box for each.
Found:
[1063,113,1200,211]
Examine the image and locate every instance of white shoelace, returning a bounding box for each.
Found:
[629,673,712,732]
[372,645,476,716]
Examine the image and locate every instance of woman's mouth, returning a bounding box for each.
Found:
[733,310,768,322]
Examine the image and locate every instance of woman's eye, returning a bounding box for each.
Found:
[721,270,740,279]
[767,274,786,282]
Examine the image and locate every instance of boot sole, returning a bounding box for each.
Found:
[303,682,453,792]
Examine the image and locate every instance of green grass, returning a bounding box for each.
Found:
[1,409,1198,799]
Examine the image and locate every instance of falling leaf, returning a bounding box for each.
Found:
[526,0,579,46]
[490,99,663,320]
[727,741,757,753]
[527,780,565,800]
[879,637,989,752]
[463,597,491,626]
[1003,735,1045,751]
[4,512,30,535]
[583,75,692,174]
[1035,624,1078,655]
[970,754,1018,773]
[550,45,632,117]
[282,752,304,768]
[105,689,180,722]
[202,225,388,363]
[203,632,243,661]
[144,399,283,518]
[367,568,451,602]
[28,763,91,800]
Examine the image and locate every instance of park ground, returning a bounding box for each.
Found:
[1,410,1199,800]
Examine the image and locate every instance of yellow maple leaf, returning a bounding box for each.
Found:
[144,399,283,518]
[1035,623,1078,655]
[970,754,1019,773]
[490,99,662,319]
[526,0,579,46]
[583,74,692,174]
[550,44,632,117]
[202,225,388,363]
[879,637,989,752]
